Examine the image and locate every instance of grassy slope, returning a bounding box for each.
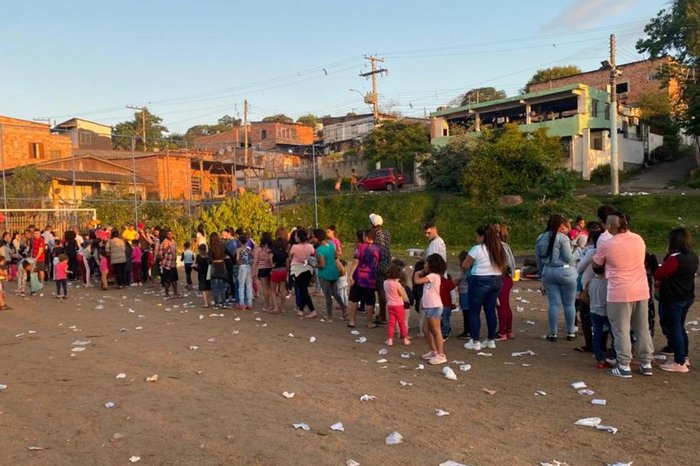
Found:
[281,191,700,256]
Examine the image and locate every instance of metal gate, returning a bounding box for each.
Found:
[0,208,97,234]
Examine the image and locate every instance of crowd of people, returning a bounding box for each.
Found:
[0,204,696,375]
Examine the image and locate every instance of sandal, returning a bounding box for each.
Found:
[304,312,318,320]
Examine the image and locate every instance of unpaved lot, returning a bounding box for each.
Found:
[1,277,698,465]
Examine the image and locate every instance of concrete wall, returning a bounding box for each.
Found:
[0,116,72,168]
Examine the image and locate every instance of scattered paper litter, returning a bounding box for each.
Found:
[592,399,607,406]
[442,366,457,380]
[330,422,345,432]
[72,340,92,346]
[198,315,204,320]
[355,337,367,343]
[134,326,143,330]
[282,391,295,399]
[129,456,141,463]
[685,320,698,326]
[346,460,360,466]
[483,388,496,395]
[350,329,360,335]
[376,358,388,364]
[450,360,466,365]
[535,390,547,396]
[540,461,571,466]
[385,431,403,445]
[146,374,158,382]
[255,317,262,322]
[104,401,116,409]
[574,417,617,434]
[578,389,595,395]
[606,462,633,466]
[516,306,524,312]
[359,394,376,401]
[70,347,86,352]
[653,354,666,361]
[232,330,240,335]
[27,446,47,451]
[459,364,472,372]
[115,373,126,379]
[399,380,412,386]
[415,364,425,370]
[440,462,467,466]
[525,320,536,325]
[189,346,199,351]
[27,330,36,334]
[288,333,295,338]
[309,336,316,343]
[207,338,216,343]
[571,381,587,389]
[400,352,411,359]
[511,350,537,357]
[292,422,310,431]
[477,352,492,357]
[378,348,388,355]
[234,317,241,321]
[0,384,7,390]
[435,409,450,416]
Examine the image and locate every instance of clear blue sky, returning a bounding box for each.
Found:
[1,0,666,133]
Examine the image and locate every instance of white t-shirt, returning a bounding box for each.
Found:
[468,244,502,276]
[426,236,447,262]
[421,273,442,309]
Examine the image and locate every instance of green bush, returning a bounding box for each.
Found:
[541,170,578,200]
[199,193,278,241]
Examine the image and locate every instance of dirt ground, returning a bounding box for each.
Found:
[1,274,698,466]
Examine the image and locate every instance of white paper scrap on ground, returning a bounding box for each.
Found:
[376,359,388,364]
[346,460,360,466]
[378,348,388,355]
[511,350,537,357]
[442,367,458,380]
[571,381,587,389]
[459,364,472,372]
[104,401,116,408]
[309,336,316,343]
[330,422,345,432]
[282,391,295,399]
[575,417,601,427]
[596,424,618,434]
[360,394,376,401]
[116,373,126,379]
[355,337,367,343]
[435,409,450,416]
[540,461,571,466]
[146,374,158,382]
[129,456,141,463]
[483,388,496,395]
[72,340,91,346]
[399,380,412,386]
[477,352,492,357]
[686,320,698,326]
[71,347,86,352]
[578,389,595,396]
[450,360,466,365]
[292,422,310,431]
[606,462,633,466]
[525,320,536,325]
[385,431,403,445]
[415,364,424,370]
[350,329,360,335]
[234,317,241,321]
[0,384,7,390]
[592,399,607,406]
[653,354,667,361]
[440,462,467,466]
[288,333,294,338]
[401,352,411,359]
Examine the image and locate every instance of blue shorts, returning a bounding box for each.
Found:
[423,307,443,319]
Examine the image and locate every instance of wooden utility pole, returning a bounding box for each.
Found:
[609,34,619,195]
[359,55,388,123]
[126,105,148,151]
[243,99,249,188]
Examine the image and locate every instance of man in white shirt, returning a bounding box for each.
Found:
[424,223,446,263]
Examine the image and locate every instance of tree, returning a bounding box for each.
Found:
[198,193,277,241]
[6,166,51,208]
[113,108,168,151]
[453,87,506,107]
[184,115,241,139]
[637,0,700,166]
[637,91,681,155]
[524,65,582,91]
[262,114,293,123]
[296,114,319,127]
[462,125,562,201]
[419,134,473,191]
[362,120,431,168]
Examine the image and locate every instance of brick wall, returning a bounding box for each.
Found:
[0,116,72,168]
[528,58,674,106]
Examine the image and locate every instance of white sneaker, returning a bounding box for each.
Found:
[464,339,481,351]
[482,339,496,349]
[421,351,437,360]
[428,353,447,365]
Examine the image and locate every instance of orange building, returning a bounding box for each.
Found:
[193,121,314,153]
[0,116,72,169]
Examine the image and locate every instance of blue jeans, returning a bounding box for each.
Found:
[211,278,228,306]
[441,306,452,336]
[660,299,693,364]
[238,264,253,307]
[541,266,577,335]
[590,312,614,362]
[467,275,502,341]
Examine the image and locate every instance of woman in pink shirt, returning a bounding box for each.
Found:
[289,229,316,318]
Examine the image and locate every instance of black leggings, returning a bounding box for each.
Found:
[56,279,67,296]
[293,271,314,312]
[112,262,127,287]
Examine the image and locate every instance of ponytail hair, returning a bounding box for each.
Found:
[477,224,506,271]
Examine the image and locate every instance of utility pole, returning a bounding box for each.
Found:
[131,136,138,227]
[243,99,249,188]
[126,105,148,151]
[359,55,388,123]
[609,34,619,195]
[0,125,7,232]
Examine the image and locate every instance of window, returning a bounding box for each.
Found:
[604,103,611,120]
[590,99,599,117]
[592,132,604,151]
[616,82,629,94]
[29,142,44,159]
[79,132,92,145]
[260,129,267,140]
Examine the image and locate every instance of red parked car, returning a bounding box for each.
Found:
[357,168,405,192]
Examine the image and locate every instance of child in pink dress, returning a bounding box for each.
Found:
[54,254,69,299]
[383,263,411,346]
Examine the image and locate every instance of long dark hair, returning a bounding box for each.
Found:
[668,227,693,254]
[477,224,506,271]
[544,214,566,258]
[209,232,225,260]
[260,231,273,249]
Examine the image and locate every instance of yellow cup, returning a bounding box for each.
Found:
[513,269,521,281]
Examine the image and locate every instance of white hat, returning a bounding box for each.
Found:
[369,213,383,226]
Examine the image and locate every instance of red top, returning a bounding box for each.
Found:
[32,237,45,262]
[439,276,456,307]
[54,261,69,280]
